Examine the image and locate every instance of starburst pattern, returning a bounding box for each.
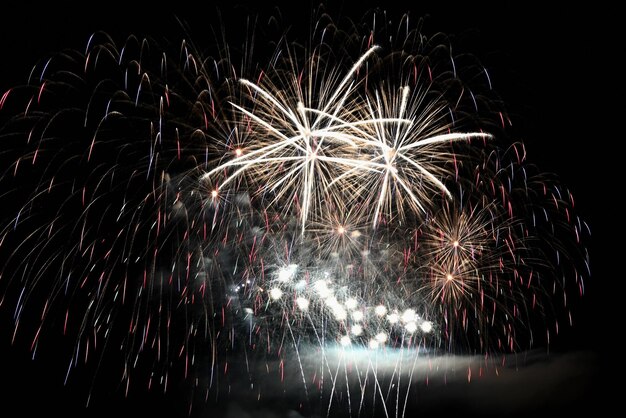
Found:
[0,10,590,417]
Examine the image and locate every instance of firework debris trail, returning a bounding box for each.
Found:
[0,9,590,417]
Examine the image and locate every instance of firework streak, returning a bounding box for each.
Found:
[0,12,590,417]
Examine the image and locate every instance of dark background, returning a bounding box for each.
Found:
[0,1,611,417]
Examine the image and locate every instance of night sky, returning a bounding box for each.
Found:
[0,1,610,417]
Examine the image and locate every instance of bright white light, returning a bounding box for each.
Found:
[405,321,418,334]
[327,297,346,320]
[420,321,433,333]
[339,335,351,347]
[351,324,363,336]
[277,264,297,282]
[401,309,417,323]
[314,280,332,298]
[368,339,380,349]
[344,297,358,310]
[351,310,364,322]
[333,305,347,321]
[387,312,399,324]
[374,305,387,316]
[325,296,340,308]
[296,297,309,311]
[269,287,283,300]
[375,332,388,343]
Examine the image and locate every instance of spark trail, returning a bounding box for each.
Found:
[0,9,590,418]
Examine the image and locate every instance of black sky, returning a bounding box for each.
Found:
[0,1,611,417]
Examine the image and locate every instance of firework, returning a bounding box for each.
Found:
[0,9,590,417]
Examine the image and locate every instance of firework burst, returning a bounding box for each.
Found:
[0,9,590,417]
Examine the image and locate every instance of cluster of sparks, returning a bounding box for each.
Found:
[0,11,590,417]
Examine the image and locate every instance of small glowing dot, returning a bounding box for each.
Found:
[244,308,253,315]
[235,148,243,157]
[334,309,347,321]
[375,332,388,343]
[350,230,361,238]
[351,324,363,336]
[387,313,399,324]
[446,274,454,281]
[332,304,347,321]
[211,190,218,198]
[374,305,387,317]
[453,240,459,247]
[337,225,345,235]
[326,296,339,308]
[420,321,433,333]
[269,287,283,300]
[344,298,358,310]
[405,321,418,334]
[401,309,417,323]
[351,310,364,322]
[315,280,328,291]
[277,264,297,282]
[314,280,331,298]
[339,335,351,347]
[296,297,309,311]
[368,339,380,349]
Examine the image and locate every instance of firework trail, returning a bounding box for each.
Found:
[0,9,590,417]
